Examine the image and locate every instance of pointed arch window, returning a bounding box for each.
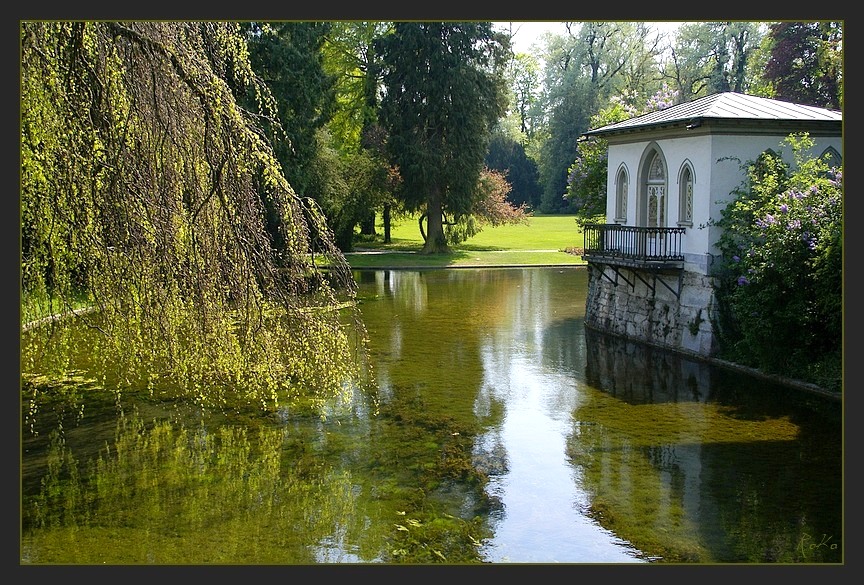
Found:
[615,166,628,221]
[678,164,694,226]
[645,150,666,228]
[820,146,842,170]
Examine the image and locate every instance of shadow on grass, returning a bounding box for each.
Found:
[352,240,505,254]
[344,249,476,269]
[449,243,505,252]
[352,241,415,252]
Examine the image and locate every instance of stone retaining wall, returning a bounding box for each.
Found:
[584,265,718,357]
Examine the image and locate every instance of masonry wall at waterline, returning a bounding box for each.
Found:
[584,266,718,359]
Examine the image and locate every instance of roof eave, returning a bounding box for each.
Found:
[582,120,690,139]
[582,117,842,140]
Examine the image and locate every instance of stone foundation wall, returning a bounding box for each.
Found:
[584,265,718,357]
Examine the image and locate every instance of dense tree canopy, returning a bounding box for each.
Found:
[663,22,765,101]
[242,21,336,200]
[762,21,842,110]
[322,21,398,243]
[21,21,366,410]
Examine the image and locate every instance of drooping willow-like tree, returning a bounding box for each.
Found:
[20,21,368,410]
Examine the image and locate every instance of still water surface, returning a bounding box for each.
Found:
[20,267,842,564]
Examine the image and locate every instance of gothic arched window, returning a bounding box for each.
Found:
[678,163,694,225]
[615,166,628,221]
[644,150,666,228]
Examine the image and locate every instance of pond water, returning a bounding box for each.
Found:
[20,267,843,564]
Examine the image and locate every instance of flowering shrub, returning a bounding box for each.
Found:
[712,133,842,390]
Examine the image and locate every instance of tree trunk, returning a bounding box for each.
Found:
[359,211,376,235]
[421,187,450,254]
[383,204,391,243]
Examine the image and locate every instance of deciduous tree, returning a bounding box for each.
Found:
[762,21,842,110]
[376,22,510,253]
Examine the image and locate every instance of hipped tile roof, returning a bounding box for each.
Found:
[583,92,842,137]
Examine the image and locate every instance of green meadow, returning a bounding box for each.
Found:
[345,214,587,269]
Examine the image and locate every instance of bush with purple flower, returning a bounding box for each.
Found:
[713,133,842,390]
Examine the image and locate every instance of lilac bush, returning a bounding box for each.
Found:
[713,133,842,390]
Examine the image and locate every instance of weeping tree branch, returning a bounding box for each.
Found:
[21,21,369,412]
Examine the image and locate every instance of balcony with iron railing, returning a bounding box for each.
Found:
[582,224,685,270]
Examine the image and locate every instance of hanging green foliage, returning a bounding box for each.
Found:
[20,21,368,411]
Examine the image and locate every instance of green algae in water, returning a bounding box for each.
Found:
[569,385,840,563]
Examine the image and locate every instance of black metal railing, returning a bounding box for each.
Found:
[582,224,685,264]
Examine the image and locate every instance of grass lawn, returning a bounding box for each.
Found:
[345,213,587,269]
